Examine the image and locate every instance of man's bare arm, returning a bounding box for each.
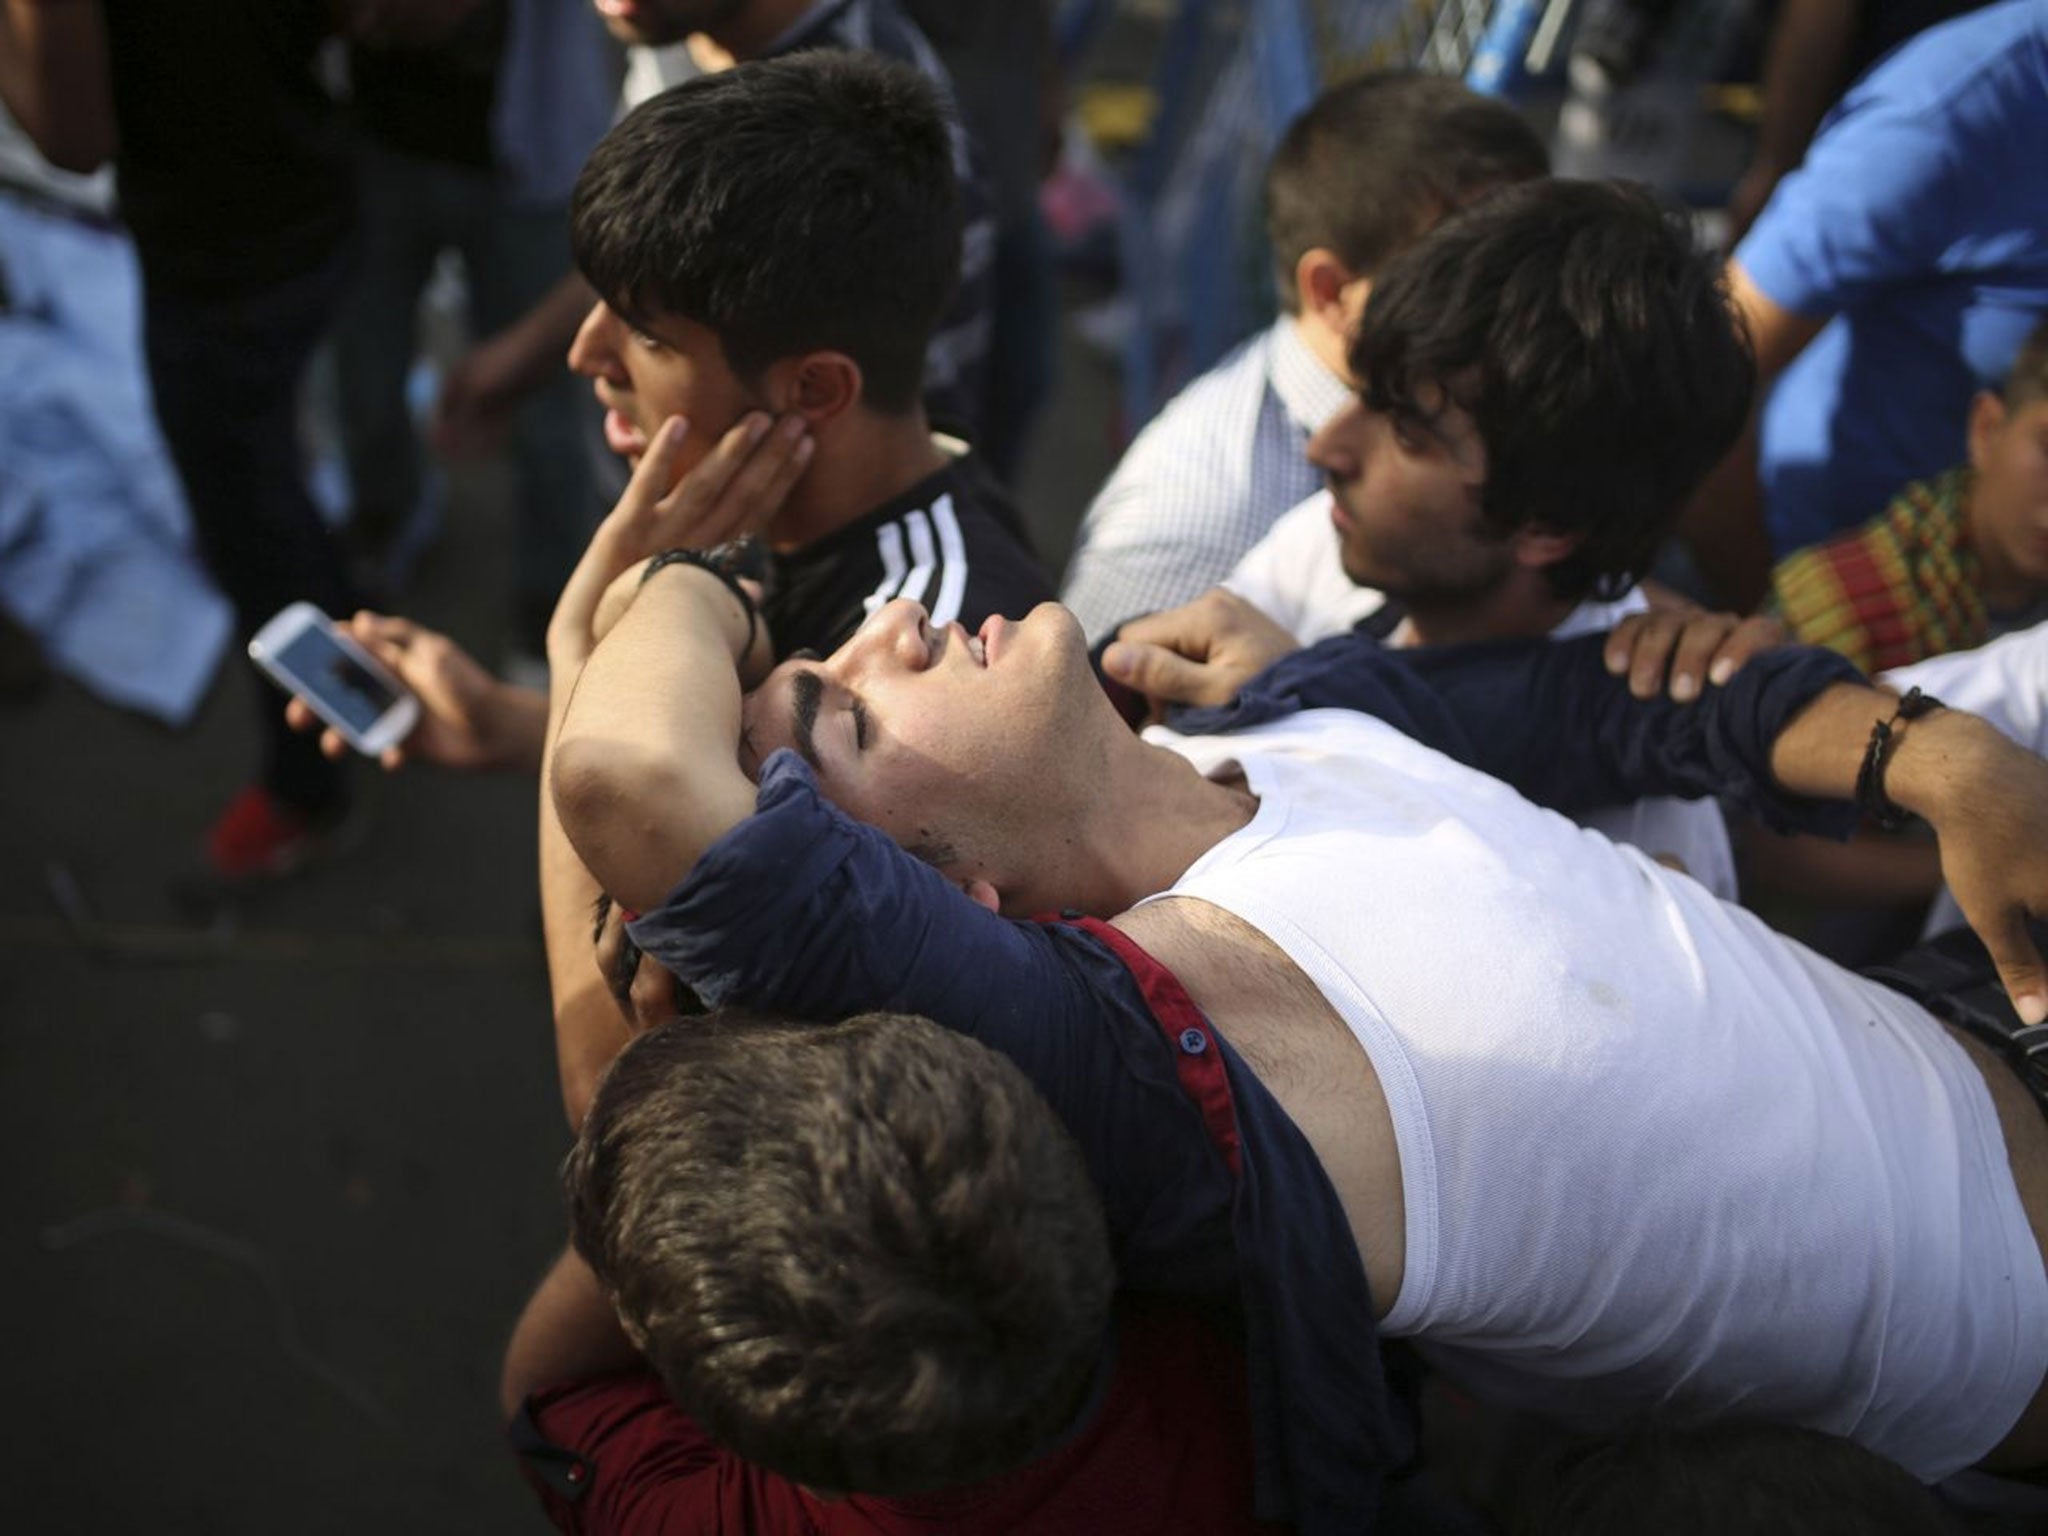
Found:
[1769,686,2048,1023]
[539,657,629,1131]
[552,563,765,918]
[535,414,807,1126]
[499,1246,638,1421]
[0,0,116,173]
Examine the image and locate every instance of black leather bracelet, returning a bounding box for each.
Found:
[638,547,763,659]
[1855,686,1944,832]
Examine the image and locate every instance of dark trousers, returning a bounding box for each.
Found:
[144,250,359,815]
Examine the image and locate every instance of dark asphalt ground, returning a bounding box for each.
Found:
[0,327,1120,1532]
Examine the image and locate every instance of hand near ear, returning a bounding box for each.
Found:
[640,410,816,555]
[548,412,810,672]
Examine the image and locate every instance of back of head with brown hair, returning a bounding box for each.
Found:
[566,1009,1116,1496]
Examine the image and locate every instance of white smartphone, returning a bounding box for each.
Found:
[248,602,420,757]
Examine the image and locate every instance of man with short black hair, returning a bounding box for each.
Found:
[455,0,998,446]
[283,52,1051,783]
[1060,72,1548,640]
[565,52,1047,657]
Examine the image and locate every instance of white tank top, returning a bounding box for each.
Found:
[1143,709,2046,1479]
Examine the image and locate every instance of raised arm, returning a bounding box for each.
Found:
[551,558,766,917]
[538,414,804,1128]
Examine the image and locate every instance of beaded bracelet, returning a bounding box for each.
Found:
[1854,686,1944,832]
[638,547,763,660]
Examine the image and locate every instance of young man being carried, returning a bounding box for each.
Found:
[549,182,2048,1534]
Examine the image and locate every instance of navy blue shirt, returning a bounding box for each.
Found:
[627,632,1863,1532]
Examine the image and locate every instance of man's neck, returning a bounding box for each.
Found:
[764,411,951,551]
[1016,737,1258,919]
[1396,576,1576,649]
[704,0,820,61]
[1292,310,1351,385]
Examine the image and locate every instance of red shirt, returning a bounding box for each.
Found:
[514,1297,1284,1535]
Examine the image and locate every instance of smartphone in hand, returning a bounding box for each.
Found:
[249,603,420,756]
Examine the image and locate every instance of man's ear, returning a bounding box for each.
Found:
[960,877,1000,913]
[771,351,863,427]
[1967,389,2008,471]
[1294,248,1363,327]
[1512,526,1584,573]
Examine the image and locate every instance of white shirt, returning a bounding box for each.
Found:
[1143,708,2048,1480]
[1061,317,1353,643]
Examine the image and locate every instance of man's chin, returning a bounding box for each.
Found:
[1337,553,1379,591]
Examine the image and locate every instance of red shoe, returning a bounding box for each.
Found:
[204,785,338,883]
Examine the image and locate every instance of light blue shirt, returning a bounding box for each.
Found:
[1060,316,1353,642]
[1736,0,2048,555]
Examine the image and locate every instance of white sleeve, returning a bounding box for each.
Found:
[1221,491,1387,644]
[1880,620,2048,760]
[1881,621,2048,939]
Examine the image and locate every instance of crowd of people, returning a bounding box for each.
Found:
[7,0,2048,1531]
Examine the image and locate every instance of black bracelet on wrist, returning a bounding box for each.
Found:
[638,547,763,660]
[1855,686,1944,832]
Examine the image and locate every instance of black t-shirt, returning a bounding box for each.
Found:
[103,0,355,299]
[765,455,1052,659]
[349,3,506,171]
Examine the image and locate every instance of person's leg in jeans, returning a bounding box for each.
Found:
[465,193,600,657]
[333,141,464,581]
[145,250,360,871]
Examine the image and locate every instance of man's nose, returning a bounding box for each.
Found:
[850,599,932,673]
[1307,399,1364,477]
[568,303,625,383]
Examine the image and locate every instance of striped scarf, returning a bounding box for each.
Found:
[1767,466,1988,674]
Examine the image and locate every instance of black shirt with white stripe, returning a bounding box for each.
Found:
[765,455,1052,658]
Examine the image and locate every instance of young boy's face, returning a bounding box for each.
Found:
[1968,391,2048,605]
[569,301,767,485]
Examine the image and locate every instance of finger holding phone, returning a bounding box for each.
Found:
[265,608,547,773]
[547,410,811,674]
